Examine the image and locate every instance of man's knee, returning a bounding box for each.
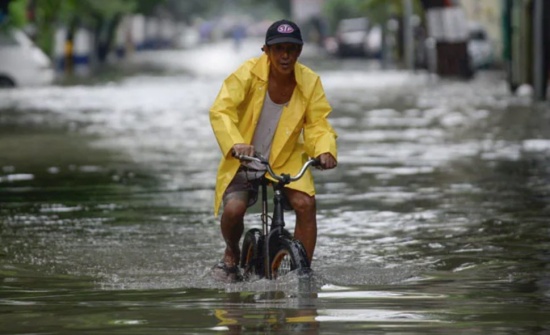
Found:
[288,191,315,213]
[222,199,247,220]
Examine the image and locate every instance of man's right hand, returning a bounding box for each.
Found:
[231,143,255,158]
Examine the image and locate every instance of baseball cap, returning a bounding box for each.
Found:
[265,19,303,46]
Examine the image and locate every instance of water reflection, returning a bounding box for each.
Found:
[214,290,319,334]
[211,282,454,335]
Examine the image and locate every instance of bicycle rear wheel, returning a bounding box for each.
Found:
[240,228,263,279]
[269,238,310,279]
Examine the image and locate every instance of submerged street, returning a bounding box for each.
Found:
[1,39,550,334]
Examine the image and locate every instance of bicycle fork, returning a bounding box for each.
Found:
[263,182,288,279]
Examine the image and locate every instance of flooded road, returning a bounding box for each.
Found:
[1,39,550,334]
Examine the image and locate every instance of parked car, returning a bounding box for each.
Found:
[0,29,55,88]
[467,22,494,70]
[335,17,370,58]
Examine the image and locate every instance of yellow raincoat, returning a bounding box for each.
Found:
[209,53,337,216]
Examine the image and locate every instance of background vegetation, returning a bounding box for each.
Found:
[1,0,425,65]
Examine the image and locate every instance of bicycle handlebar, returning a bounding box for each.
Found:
[235,154,320,183]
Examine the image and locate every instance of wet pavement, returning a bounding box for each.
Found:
[1,38,550,334]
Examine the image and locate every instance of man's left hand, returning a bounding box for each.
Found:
[317,153,337,170]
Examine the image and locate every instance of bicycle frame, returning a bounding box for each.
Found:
[264,178,286,230]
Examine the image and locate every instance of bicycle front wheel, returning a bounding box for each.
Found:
[240,228,263,279]
[269,238,310,279]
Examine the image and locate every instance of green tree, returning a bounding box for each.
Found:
[31,0,138,61]
[1,0,26,31]
[324,0,424,32]
[361,0,425,23]
[323,0,362,31]
[75,0,137,62]
[24,0,170,62]
[164,0,217,23]
[239,0,290,17]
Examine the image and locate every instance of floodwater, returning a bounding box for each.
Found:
[1,39,550,334]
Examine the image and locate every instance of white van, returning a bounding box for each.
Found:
[0,29,55,88]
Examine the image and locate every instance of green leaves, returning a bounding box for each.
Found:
[1,0,26,29]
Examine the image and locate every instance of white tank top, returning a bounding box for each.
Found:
[247,92,285,171]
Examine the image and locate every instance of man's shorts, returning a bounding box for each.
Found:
[222,168,265,208]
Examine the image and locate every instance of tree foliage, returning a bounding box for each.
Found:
[239,0,290,17]
[163,0,216,22]
[1,0,24,34]
[26,0,168,60]
[324,0,425,31]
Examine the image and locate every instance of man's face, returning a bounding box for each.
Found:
[265,43,302,76]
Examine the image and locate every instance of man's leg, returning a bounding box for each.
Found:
[285,188,317,263]
[220,195,248,267]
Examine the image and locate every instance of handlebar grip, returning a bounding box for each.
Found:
[231,149,250,160]
[232,151,266,165]
[311,157,321,167]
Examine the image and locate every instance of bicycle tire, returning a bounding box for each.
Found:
[269,238,310,279]
[240,228,263,278]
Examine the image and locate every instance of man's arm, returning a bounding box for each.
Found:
[303,76,338,169]
[209,69,251,158]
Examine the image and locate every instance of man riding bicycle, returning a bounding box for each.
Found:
[209,19,338,282]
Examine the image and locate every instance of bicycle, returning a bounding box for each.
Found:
[235,154,320,280]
